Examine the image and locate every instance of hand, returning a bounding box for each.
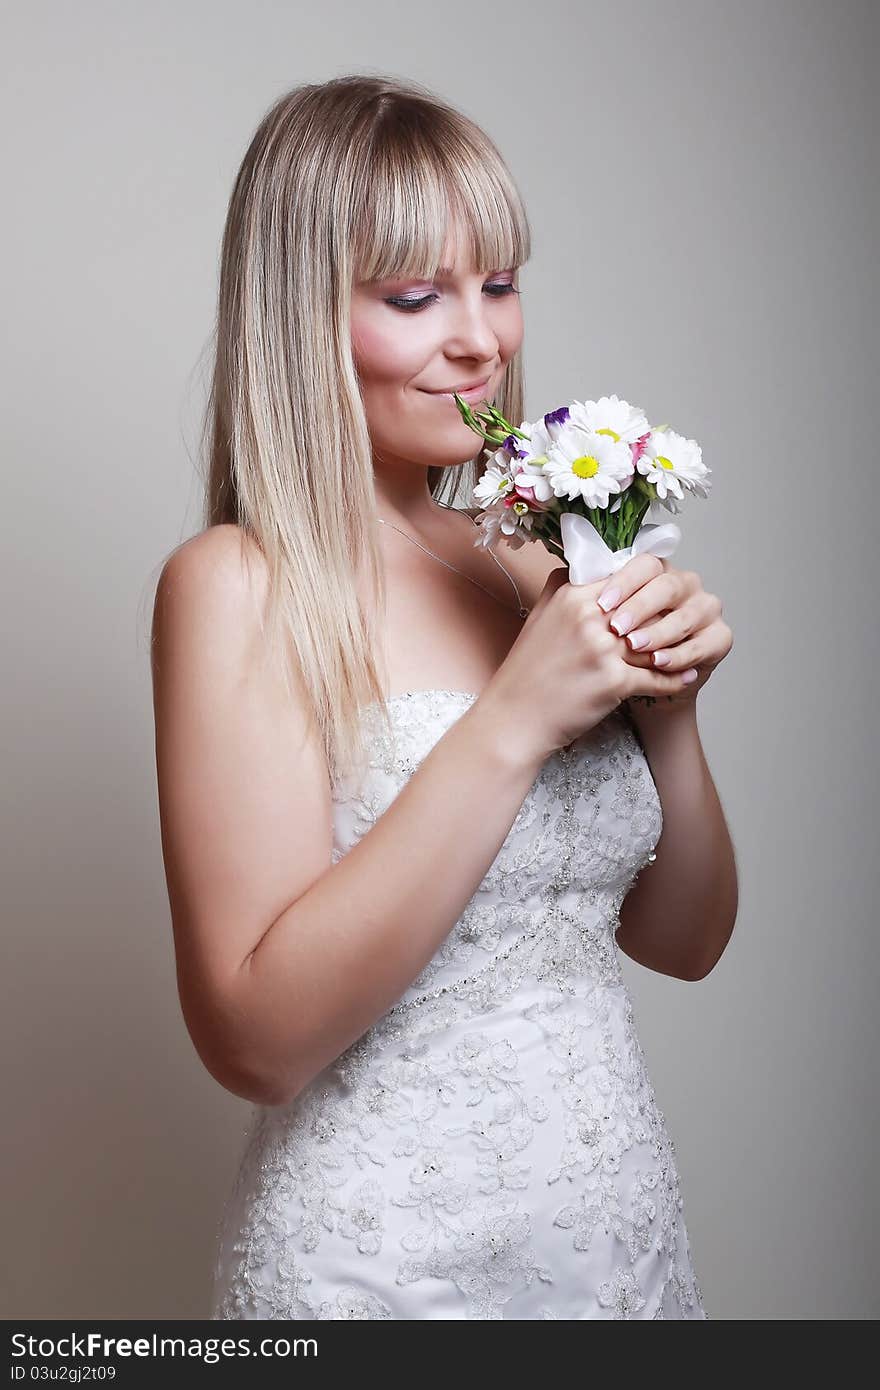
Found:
[595,556,733,711]
[479,566,709,762]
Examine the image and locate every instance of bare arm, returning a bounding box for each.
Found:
[237,699,542,1104]
[151,526,545,1109]
[616,703,739,979]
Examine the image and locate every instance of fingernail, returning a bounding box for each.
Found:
[610,610,633,635]
[652,649,671,666]
[681,668,699,684]
[597,587,620,612]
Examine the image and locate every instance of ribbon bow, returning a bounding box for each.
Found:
[560,512,682,586]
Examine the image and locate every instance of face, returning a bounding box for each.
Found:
[350,222,524,473]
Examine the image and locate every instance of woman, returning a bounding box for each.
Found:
[151,73,736,1320]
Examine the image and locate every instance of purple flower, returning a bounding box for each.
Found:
[542,406,571,438]
[544,406,569,426]
[502,433,530,460]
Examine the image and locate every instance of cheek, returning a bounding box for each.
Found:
[351,317,424,385]
[502,307,525,358]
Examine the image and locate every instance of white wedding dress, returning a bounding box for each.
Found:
[209,689,708,1320]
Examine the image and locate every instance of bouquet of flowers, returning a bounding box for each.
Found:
[454,393,711,584]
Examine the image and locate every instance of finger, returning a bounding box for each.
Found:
[541,566,570,594]
[629,664,698,698]
[527,564,570,616]
[619,647,656,670]
[596,554,666,613]
[648,632,717,671]
[540,565,612,606]
[621,597,704,655]
[608,575,684,638]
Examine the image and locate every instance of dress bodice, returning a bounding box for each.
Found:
[327,689,662,1060]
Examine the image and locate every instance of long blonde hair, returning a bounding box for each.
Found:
[198,73,531,784]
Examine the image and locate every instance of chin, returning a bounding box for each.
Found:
[418,425,483,458]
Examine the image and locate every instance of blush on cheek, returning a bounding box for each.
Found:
[351,323,387,368]
[352,333,420,385]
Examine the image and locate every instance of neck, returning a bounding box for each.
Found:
[372,462,451,530]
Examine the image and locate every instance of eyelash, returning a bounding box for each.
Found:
[385,283,521,313]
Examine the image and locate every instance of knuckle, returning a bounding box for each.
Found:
[593,625,618,660]
[562,582,587,614]
[581,601,607,634]
[667,614,684,643]
[578,605,596,637]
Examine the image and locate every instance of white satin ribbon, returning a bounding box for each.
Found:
[560,512,682,585]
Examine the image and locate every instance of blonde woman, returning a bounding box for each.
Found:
[151,74,736,1320]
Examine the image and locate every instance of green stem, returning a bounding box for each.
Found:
[541,536,567,561]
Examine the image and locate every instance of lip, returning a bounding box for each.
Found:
[422,376,492,403]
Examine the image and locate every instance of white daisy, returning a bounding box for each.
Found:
[636,428,711,506]
[473,416,557,509]
[472,458,515,509]
[509,415,557,503]
[520,414,555,457]
[568,393,650,445]
[473,500,535,550]
[511,460,555,504]
[543,422,634,508]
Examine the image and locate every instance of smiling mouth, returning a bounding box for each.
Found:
[422,376,492,397]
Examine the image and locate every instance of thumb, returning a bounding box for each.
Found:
[527,563,570,616]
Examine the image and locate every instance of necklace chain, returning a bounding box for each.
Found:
[376,503,531,619]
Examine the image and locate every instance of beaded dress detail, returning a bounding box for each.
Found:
[209,690,708,1320]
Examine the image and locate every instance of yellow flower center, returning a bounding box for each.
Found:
[655,454,674,471]
[595,427,620,442]
[571,454,600,478]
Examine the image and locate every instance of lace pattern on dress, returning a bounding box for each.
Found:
[209,690,707,1320]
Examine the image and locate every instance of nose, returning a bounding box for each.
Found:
[444,286,501,365]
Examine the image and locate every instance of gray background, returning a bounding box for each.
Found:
[2,0,877,1319]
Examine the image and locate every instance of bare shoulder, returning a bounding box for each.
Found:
[150,523,332,1102]
[153,523,269,633]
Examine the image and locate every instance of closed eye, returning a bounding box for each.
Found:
[385,283,521,313]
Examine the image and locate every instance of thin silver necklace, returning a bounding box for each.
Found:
[376,503,530,618]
